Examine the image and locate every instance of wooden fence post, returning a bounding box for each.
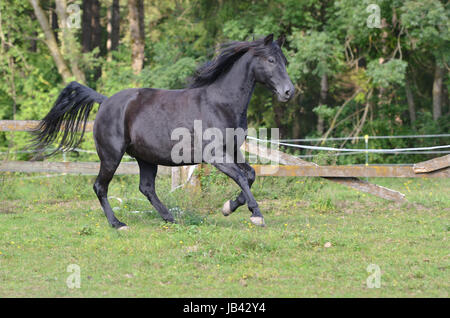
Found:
[170,165,201,193]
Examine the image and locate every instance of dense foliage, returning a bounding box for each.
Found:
[0,0,448,164]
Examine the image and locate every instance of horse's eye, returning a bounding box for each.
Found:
[268,57,275,64]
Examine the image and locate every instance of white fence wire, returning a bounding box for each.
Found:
[247,136,450,153]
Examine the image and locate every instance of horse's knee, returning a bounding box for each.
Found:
[93,181,106,197]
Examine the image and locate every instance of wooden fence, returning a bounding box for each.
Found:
[1,160,448,178]
[1,120,449,203]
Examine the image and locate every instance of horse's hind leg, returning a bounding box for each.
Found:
[137,159,175,223]
[93,159,127,229]
[222,162,255,216]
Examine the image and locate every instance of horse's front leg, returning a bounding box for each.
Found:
[222,162,255,216]
[212,162,264,226]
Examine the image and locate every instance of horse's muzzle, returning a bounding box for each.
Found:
[276,83,295,102]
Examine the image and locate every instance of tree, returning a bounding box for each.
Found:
[404,77,416,126]
[55,0,85,82]
[107,0,120,61]
[433,65,445,120]
[400,0,449,121]
[317,73,329,134]
[128,0,145,74]
[81,0,102,81]
[82,0,101,53]
[29,0,73,83]
[288,30,344,136]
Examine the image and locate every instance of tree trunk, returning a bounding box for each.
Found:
[432,64,445,121]
[292,93,305,139]
[317,73,328,134]
[377,19,389,114]
[91,0,102,80]
[81,0,102,52]
[128,0,145,74]
[404,78,416,127]
[29,0,73,83]
[28,9,38,52]
[81,0,102,80]
[54,1,67,52]
[292,110,302,139]
[51,8,59,43]
[443,83,449,116]
[55,0,85,83]
[272,96,288,139]
[81,0,92,52]
[90,0,101,52]
[107,0,120,61]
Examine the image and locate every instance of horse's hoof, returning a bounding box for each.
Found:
[118,225,130,231]
[222,200,232,216]
[250,216,265,227]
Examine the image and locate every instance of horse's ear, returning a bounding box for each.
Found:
[276,34,286,47]
[264,34,274,46]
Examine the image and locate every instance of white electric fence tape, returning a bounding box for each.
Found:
[247,136,450,153]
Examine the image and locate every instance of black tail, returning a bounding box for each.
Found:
[30,81,107,157]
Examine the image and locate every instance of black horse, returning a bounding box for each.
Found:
[31,34,294,230]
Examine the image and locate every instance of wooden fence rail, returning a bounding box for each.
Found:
[0,161,169,175]
[1,161,447,178]
[253,164,449,178]
[0,120,94,132]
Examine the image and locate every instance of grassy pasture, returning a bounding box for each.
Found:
[0,169,448,297]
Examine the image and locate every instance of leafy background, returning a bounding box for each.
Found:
[0,0,449,164]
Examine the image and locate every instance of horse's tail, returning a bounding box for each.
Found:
[29,81,107,157]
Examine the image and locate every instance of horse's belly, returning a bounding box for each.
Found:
[126,138,177,165]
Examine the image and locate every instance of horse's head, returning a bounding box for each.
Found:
[252,34,295,102]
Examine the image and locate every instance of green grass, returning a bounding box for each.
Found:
[0,169,449,297]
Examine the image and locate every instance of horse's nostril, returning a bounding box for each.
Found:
[285,89,291,96]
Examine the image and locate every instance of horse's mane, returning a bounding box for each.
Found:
[189,37,285,88]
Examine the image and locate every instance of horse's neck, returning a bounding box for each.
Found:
[208,55,255,128]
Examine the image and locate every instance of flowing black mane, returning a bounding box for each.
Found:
[189,37,287,88]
